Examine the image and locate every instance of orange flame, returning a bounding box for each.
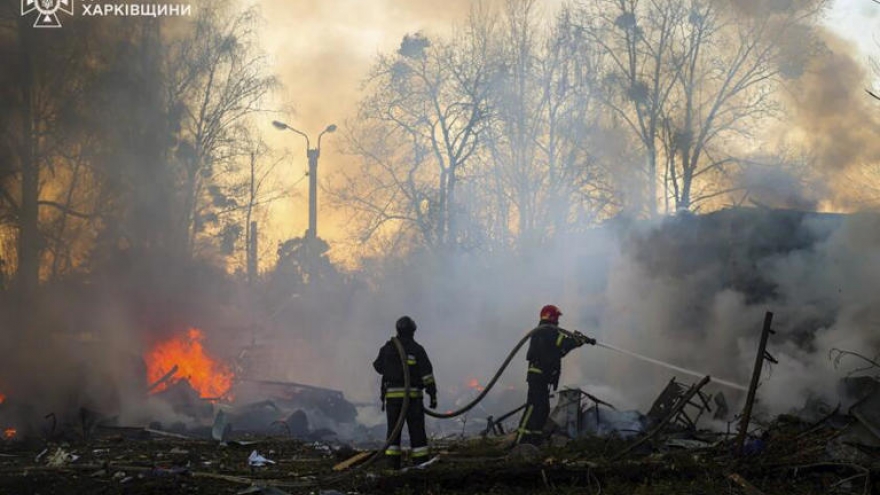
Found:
[145,328,233,399]
[3,428,15,440]
[467,378,485,392]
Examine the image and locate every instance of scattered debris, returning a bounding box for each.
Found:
[613,376,712,460]
[403,455,440,471]
[647,376,716,429]
[46,447,79,467]
[236,379,358,424]
[247,450,275,468]
[0,340,877,494]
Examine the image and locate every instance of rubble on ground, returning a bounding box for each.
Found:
[0,375,876,494]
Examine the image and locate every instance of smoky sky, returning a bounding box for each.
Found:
[255,0,880,254]
[788,29,880,170]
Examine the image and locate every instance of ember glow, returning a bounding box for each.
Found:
[467,378,485,392]
[145,328,234,398]
[3,428,15,440]
[0,392,5,404]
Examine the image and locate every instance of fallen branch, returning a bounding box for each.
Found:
[829,348,880,377]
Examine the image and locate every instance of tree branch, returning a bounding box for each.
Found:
[37,201,96,219]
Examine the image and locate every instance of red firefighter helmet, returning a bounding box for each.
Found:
[540,304,562,324]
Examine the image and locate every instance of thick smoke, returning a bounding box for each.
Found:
[3,209,873,434]
[254,208,878,430]
[786,30,880,174]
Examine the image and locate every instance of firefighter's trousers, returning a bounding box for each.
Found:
[384,395,429,469]
[516,378,551,446]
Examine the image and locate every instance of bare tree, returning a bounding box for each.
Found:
[215,135,288,280]
[577,0,686,216]
[343,24,493,252]
[163,2,277,258]
[0,6,116,295]
[660,1,802,211]
[576,0,826,214]
[482,2,614,250]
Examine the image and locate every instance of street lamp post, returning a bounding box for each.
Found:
[272,120,337,241]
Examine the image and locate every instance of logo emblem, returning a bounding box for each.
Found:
[21,0,74,28]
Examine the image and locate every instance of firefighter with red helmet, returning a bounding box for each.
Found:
[515,304,596,446]
[373,316,437,469]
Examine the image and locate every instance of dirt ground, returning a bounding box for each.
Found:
[0,424,875,495]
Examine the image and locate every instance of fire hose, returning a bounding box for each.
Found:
[423,326,559,419]
[247,328,746,488]
[268,328,552,488]
[306,329,544,484]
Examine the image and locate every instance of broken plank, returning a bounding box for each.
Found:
[727,473,766,495]
[332,450,373,471]
[148,365,179,392]
[144,428,193,440]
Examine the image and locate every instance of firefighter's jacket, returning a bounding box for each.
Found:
[373,336,437,399]
[526,322,581,390]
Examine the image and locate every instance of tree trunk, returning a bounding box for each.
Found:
[646,145,658,217]
[246,152,256,285]
[16,18,40,299]
[50,160,83,278]
[438,167,448,248]
[447,162,457,249]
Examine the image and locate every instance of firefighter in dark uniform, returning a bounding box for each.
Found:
[516,304,596,446]
[373,316,438,469]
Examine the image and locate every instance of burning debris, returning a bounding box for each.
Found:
[145,328,234,399]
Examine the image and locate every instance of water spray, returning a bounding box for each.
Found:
[595,341,749,392]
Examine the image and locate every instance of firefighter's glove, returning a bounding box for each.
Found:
[573,331,597,346]
[429,395,437,409]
